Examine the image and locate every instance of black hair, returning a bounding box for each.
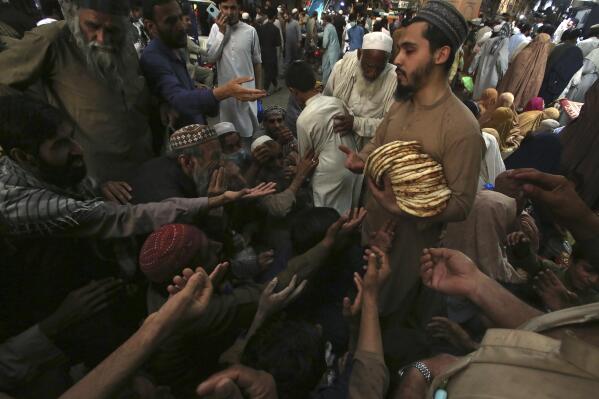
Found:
[561,28,580,42]
[142,0,176,21]
[242,319,326,399]
[463,99,480,119]
[180,0,191,15]
[0,95,64,157]
[216,0,242,6]
[409,17,456,73]
[520,23,532,34]
[290,207,339,253]
[265,6,277,20]
[285,61,316,93]
[537,24,556,36]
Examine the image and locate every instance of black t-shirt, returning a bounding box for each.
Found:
[257,21,281,64]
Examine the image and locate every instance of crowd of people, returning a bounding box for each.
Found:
[0,0,598,398]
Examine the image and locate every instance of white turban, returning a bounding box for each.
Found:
[292,8,298,14]
[214,122,237,137]
[362,32,393,53]
[242,12,250,20]
[251,135,274,152]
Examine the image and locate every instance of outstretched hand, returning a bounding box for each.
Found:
[322,208,367,247]
[197,365,278,398]
[420,248,483,298]
[258,275,307,319]
[342,273,363,322]
[224,182,278,202]
[339,145,365,174]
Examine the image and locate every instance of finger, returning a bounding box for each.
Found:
[264,277,278,296]
[182,268,195,280]
[233,76,254,85]
[216,167,225,189]
[510,169,562,190]
[210,378,244,399]
[197,366,258,396]
[167,284,181,296]
[284,279,307,305]
[173,275,186,289]
[209,262,229,283]
[274,275,297,299]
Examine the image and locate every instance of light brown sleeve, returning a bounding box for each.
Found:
[348,350,389,399]
[275,242,330,289]
[257,189,296,218]
[429,123,484,224]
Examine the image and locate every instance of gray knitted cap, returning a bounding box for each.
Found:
[415,0,468,49]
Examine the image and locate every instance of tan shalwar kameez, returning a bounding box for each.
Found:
[358,88,483,322]
[0,22,154,182]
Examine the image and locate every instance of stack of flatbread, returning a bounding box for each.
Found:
[365,140,451,217]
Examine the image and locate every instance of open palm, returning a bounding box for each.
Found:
[420,248,480,298]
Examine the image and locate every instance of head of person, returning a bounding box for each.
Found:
[143,0,187,48]
[180,1,193,31]
[542,107,560,121]
[265,6,276,21]
[567,243,599,291]
[262,106,287,136]
[393,0,468,101]
[0,96,86,188]
[214,122,241,155]
[285,61,317,106]
[567,18,579,29]
[250,136,279,163]
[168,124,222,196]
[560,28,579,43]
[139,224,222,286]
[497,92,514,108]
[520,22,532,36]
[219,0,241,25]
[358,32,393,81]
[479,88,498,109]
[62,0,132,90]
[537,23,555,37]
[323,14,331,24]
[290,207,340,253]
[283,11,289,22]
[588,24,599,39]
[291,8,298,19]
[312,11,317,18]
[463,99,480,119]
[524,97,545,112]
[242,318,326,399]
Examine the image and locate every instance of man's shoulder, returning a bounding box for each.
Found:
[29,20,68,42]
[445,94,480,132]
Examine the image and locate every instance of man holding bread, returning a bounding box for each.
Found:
[341,1,484,335]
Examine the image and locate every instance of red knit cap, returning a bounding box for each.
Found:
[139,224,208,283]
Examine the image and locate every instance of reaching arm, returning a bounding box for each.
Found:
[59,270,214,399]
[420,248,542,329]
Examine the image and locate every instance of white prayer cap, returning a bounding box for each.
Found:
[338,10,343,14]
[362,32,393,53]
[242,12,250,20]
[375,17,382,21]
[292,8,298,14]
[214,122,237,137]
[251,135,273,152]
[493,24,502,32]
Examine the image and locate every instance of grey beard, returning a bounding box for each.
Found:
[193,168,211,197]
[64,3,130,92]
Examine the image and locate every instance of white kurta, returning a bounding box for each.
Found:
[297,94,363,215]
[469,37,509,100]
[323,51,397,150]
[478,132,505,190]
[207,22,262,137]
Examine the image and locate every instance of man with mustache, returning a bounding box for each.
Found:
[340,0,483,345]
[0,0,153,183]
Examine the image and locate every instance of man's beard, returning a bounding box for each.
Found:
[38,154,87,188]
[65,5,130,92]
[193,163,220,197]
[394,58,434,101]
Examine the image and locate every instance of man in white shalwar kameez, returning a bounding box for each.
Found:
[322,16,341,85]
[286,61,362,215]
[323,32,397,150]
[207,0,263,145]
[469,24,511,100]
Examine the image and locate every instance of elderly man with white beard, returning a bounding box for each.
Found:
[323,32,397,150]
[0,0,154,184]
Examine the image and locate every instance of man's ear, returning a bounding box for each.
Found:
[9,148,37,167]
[434,45,451,66]
[177,155,194,175]
[144,19,157,38]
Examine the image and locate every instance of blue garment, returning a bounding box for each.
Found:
[322,23,341,84]
[346,25,365,51]
[140,38,218,128]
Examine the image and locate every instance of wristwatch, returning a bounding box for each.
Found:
[398,361,433,383]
